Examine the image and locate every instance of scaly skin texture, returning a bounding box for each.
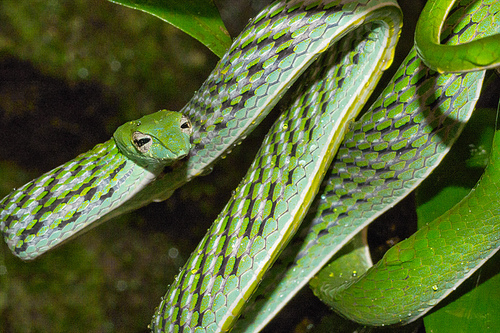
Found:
[0,0,499,332]
[235,0,497,331]
[415,0,500,72]
[321,118,500,325]
[0,110,191,259]
[151,1,403,331]
[305,0,500,326]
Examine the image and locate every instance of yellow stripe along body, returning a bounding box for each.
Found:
[0,0,498,331]
[235,1,494,328]
[152,0,404,331]
[152,0,498,332]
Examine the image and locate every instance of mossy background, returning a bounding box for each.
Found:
[2,1,496,332]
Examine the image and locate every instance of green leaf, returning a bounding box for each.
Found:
[422,252,500,333]
[416,107,500,332]
[107,0,231,58]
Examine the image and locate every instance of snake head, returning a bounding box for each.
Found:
[113,110,192,169]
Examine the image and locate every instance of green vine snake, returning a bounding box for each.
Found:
[1,0,499,332]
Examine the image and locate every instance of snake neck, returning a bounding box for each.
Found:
[0,139,159,259]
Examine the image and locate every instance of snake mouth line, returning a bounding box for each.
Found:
[160,154,191,176]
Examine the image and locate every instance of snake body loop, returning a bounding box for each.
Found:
[415,0,500,72]
[151,0,404,331]
[1,0,499,331]
[234,0,499,330]
[151,0,499,332]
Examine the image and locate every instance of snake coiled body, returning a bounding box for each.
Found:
[1,0,499,332]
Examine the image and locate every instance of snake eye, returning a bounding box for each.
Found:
[180,115,192,135]
[132,132,152,153]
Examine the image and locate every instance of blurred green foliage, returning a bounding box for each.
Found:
[108,0,231,57]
